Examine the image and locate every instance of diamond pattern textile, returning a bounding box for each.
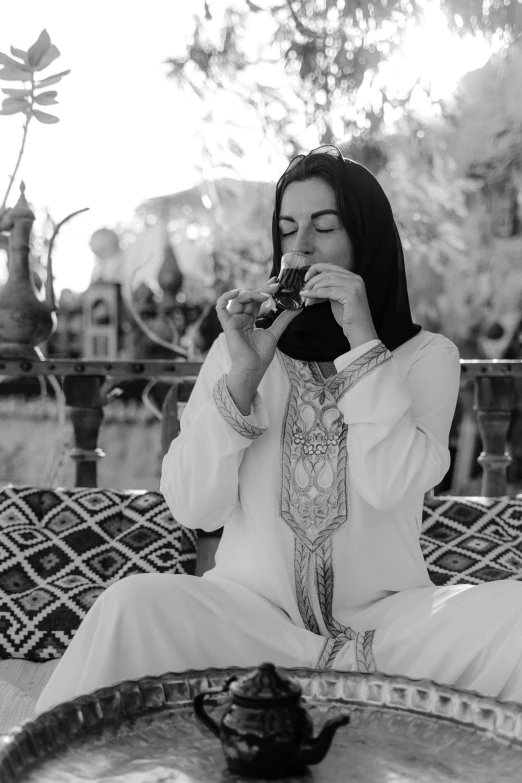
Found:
[421,496,522,586]
[0,486,197,660]
[2,486,522,662]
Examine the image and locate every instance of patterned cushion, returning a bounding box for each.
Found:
[421,496,522,586]
[3,487,521,661]
[0,486,198,661]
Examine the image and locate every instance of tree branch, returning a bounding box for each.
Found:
[285,0,319,39]
[2,111,32,209]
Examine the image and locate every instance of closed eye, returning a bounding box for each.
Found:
[281,228,336,237]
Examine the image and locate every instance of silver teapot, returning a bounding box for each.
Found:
[193,662,350,778]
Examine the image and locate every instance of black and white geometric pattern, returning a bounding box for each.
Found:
[0,485,198,661]
[421,495,522,586]
[2,485,521,662]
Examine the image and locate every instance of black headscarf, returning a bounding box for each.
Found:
[255,145,422,361]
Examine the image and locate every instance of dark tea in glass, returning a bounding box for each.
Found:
[273,252,311,311]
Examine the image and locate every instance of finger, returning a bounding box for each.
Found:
[237,291,273,303]
[248,290,279,318]
[254,277,278,292]
[301,287,340,302]
[215,289,240,326]
[258,295,277,316]
[228,290,271,315]
[304,273,363,299]
[302,270,348,288]
[304,264,354,283]
[258,281,280,294]
[267,307,302,342]
[301,289,332,309]
[217,288,241,303]
[303,263,338,283]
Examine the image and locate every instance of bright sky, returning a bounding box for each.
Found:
[0,0,491,294]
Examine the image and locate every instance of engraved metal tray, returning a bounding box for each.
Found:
[1,667,522,782]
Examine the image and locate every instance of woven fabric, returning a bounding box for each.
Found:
[421,496,522,586]
[2,486,521,662]
[0,679,36,734]
[0,486,198,661]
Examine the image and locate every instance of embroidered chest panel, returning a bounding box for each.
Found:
[277,347,390,673]
[280,354,349,553]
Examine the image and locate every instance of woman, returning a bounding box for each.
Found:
[36,146,522,714]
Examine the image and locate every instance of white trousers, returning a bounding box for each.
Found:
[35,574,325,714]
[35,573,522,715]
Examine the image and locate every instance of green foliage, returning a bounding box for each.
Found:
[350,127,473,342]
[434,43,522,348]
[0,29,69,122]
[361,43,522,350]
[0,30,70,207]
[168,0,522,147]
[440,0,521,39]
[448,44,522,182]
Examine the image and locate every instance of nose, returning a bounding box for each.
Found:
[290,225,314,255]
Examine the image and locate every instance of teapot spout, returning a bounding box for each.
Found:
[44,249,56,313]
[298,713,350,767]
[45,207,90,312]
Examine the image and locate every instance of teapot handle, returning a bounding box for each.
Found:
[193,676,237,738]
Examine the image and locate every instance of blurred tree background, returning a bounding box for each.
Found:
[162,0,522,357]
[2,1,522,491]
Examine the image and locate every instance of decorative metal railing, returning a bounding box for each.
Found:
[0,356,521,498]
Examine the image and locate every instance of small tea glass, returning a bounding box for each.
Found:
[273,252,327,310]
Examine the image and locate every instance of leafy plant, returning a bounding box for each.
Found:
[0,29,70,209]
[168,0,522,154]
[447,43,522,186]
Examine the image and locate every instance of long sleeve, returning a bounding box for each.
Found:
[331,336,461,511]
[160,334,269,531]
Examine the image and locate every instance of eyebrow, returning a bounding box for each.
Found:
[279,209,339,223]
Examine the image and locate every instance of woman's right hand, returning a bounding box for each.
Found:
[216,277,302,377]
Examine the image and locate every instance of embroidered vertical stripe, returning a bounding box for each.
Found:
[280,349,382,673]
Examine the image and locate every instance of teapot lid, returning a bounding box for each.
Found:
[229,662,301,702]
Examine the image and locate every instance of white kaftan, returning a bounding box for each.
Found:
[36,331,522,715]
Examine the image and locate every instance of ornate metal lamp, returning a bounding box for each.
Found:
[0,183,57,358]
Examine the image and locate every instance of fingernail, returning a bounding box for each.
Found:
[259,292,270,298]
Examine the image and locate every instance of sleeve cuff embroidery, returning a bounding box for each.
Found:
[213,374,268,440]
[331,341,392,403]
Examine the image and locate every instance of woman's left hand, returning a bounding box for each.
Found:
[301,263,378,348]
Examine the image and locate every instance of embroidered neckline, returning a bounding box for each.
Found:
[279,355,348,552]
[311,362,337,383]
[280,352,380,674]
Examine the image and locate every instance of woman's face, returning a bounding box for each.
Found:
[278,177,355,271]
